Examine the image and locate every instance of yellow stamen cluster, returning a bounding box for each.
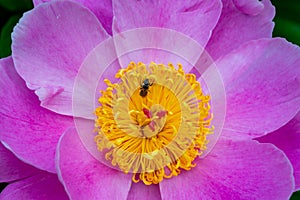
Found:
[94,62,213,185]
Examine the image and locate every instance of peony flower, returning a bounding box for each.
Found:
[1,0,300,199]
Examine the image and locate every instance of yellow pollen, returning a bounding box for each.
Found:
[94,62,213,185]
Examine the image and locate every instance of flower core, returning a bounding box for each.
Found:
[94,62,213,185]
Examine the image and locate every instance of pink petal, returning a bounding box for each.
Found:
[0,142,39,182]
[72,38,121,119]
[232,0,264,15]
[127,182,161,200]
[160,139,294,199]
[0,57,73,173]
[198,0,275,66]
[113,0,221,46]
[257,112,300,190]
[112,28,205,73]
[216,38,300,139]
[112,0,222,71]
[32,0,113,34]
[0,172,68,200]
[12,0,109,116]
[56,127,132,200]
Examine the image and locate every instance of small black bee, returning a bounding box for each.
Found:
[140,78,153,97]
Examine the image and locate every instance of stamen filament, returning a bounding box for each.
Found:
[94,62,213,185]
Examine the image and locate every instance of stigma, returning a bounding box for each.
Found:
[94,62,213,185]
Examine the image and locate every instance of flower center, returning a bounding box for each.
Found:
[94,62,213,185]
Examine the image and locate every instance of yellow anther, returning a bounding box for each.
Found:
[94,62,213,185]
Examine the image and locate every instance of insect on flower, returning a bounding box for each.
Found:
[139,78,154,97]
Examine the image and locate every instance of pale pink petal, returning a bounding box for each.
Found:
[127,182,161,200]
[32,0,113,34]
[112,0,222,71]
[160,139,294,199]
[56,127,132,200]
[0,172,68,200]
[0,57,73,173]
[257,112,300,190]
[12,0,109,116]
[0,143,38,182]
[198,0,275,66]
[215,38,300,139]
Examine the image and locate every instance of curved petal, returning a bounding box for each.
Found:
[0,172,68,200]
[0,142,39,183]
[256,112,300,190]
[0,57,73,173]
[112,0,222,71]
[32,0,113,34]
[216,38,300,139]
[72,38,121,119]
[127,182,161,200]
[197,0,275,67]
[12,0,109,116]
[113,0,221,46]
[56,127,132,200]
[160,139,294,199]
[232,0,264,15]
